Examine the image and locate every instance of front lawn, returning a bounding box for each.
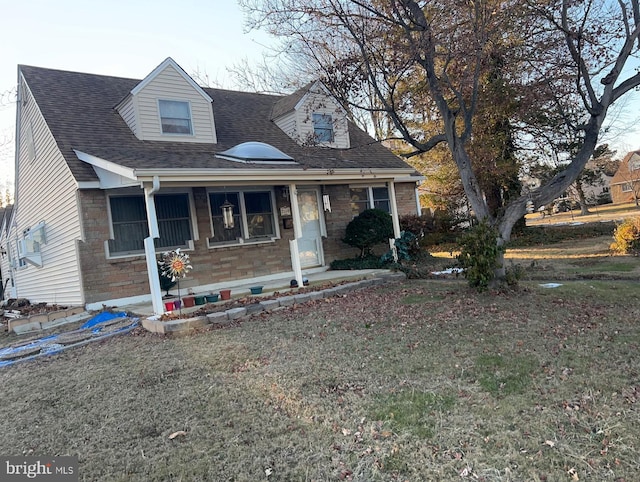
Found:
[1,275,639,480]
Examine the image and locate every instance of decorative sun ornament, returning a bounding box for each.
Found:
[160,248,192,282]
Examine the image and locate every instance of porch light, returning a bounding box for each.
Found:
[221,199,235,229]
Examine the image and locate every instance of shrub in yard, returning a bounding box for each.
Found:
[400,214,432,237]
[343,208,393,258]
[456,219,504,291]
[381,231,419,265]
[610,217,640,255]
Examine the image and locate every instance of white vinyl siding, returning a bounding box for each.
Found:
[273,111,298,140]
[10,78,84,305]
[134,64,216,143]
[293,90,349,148]
[115,95,138,137]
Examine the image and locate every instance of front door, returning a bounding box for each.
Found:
[296,188,324,268]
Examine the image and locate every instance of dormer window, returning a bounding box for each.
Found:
[312,113,334,142]
[159,100,193,135]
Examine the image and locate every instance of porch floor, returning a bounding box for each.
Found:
[121,268,396,317]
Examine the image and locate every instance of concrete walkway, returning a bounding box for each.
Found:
[141,269,406,334]
[122,268,397,317]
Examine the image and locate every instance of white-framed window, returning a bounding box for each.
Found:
[108,193,193,256]
[312,113,334,142]
[630,160,640,171]
[622,182,633,192]
[158,99,193,135]
[208,189,278,247]
[17,222,46,267]
[349,185,391,217]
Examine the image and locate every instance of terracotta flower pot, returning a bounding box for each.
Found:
[183,296,195,307]
[220,289,231,300]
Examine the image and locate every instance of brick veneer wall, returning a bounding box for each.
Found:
[322,182,419,264]
[77,182,418,304]
[77,188,295,304]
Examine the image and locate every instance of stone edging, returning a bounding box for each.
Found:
[141,272,405,335]
[8,307,89,334]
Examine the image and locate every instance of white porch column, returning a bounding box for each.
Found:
[288,183,304,287]
[143,176,164,315]
[388,181,401,238]
[144,237,164,315]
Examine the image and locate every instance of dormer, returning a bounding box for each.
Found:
[115,58,217,143]
[271,81,350,149]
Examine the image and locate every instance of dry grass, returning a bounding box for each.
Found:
[1,267,640,480]
[526,201,640,227]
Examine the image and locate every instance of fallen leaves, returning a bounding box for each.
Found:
[168,430,187,440]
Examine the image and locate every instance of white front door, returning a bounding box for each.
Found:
[296,188,324,268]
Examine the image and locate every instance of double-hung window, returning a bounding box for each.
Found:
[159,100,193,135]
[208,190,277,246]
[349,186,391,217]
[312,113,334,142]
[108,193,192,256]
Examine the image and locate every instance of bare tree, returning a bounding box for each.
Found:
[241,0,640,282]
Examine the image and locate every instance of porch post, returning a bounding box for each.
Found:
[288,183,304,287]
[144,177,164,315]
[415,185,422,216]
[388,181,401,238]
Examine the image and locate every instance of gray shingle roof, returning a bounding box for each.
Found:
[19,65,413,183]
[270,81,314,119]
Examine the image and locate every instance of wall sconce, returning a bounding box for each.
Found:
[281,186,290,200]
[221,199,235,229]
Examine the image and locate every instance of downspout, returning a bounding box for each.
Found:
[143,176,164,315]
[288,183,304,287]
[388,181,401,238]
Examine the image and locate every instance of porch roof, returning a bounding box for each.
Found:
[19,65,417,184]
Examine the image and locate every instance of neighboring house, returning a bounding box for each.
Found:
[578,159,613,205]
[1,58,421,314]
[610,150,640,204]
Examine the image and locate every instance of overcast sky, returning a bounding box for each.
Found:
[1,0,639,199]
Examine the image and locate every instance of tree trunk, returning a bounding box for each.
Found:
[574,180,591,216]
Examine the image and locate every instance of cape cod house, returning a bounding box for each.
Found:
[2,58,421,314]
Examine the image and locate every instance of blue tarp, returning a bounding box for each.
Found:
[80,311,127,330]
[1,311,137,368]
